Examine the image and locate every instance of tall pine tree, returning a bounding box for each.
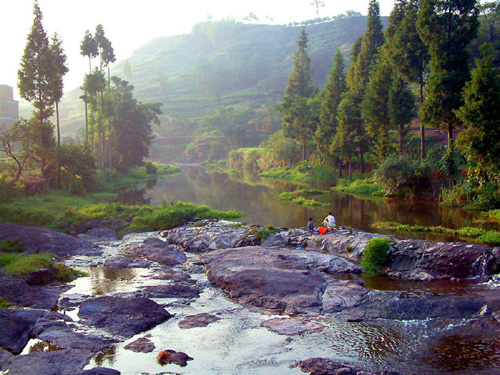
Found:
[18,1,55,180]
[316,49,346,167]
[279,27,317,161]
[417,0,479,146]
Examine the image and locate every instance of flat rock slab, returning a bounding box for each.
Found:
[204,247,327,315]
[78,296,171,338]
[262,317,323,335]
[0,222,101,259]
[178,313,220,328]
[124,337,155,353]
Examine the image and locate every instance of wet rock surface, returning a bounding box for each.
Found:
[0,309,47,354]
[78,296,172,338]
[178,313,221,328]
[124,337,156,353]
[2,220,500,374]
[0,222,100,259]
[156,349,193,367]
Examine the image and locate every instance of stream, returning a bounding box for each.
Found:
[20,230,499,375]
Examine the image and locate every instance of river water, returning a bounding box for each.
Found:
[122,166,482,239]
[50,166,496,374]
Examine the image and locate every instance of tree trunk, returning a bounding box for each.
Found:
[85,99,88,145]
[420,77,426,161]
[448,122,453,147]
[56,101,61,147]
[399,123,404,156]
[348,162,352,182]
[338,158,343,178]
[302,138,306,161]
[360,149,365,174]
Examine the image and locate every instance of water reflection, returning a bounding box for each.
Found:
[128,167,481,237]
[70,267,148,296]
[94,345,117,367]
[424,335,500,373]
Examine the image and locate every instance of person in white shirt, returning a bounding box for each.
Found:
[322,212,336,229]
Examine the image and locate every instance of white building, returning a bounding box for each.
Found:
[0,84,19,130]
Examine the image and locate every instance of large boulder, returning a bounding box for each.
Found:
[0,309,46,354]
[0,270,71,309]
[119,237,187,266]
[0,222,100,259]
[204,247,328,315]
[78,296,172,337]
[3,348,96,375]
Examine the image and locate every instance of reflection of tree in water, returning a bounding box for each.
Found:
[88,267,136,296]
[143,167,484,236]
[424,335,500,372]
[94,345,116,367]
[116,186,151,206]
[28,340,63,353]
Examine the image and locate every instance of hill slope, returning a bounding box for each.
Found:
[59,15,371,139]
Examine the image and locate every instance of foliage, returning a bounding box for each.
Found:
[259,130,299,169]
[279,27,318,160]
[333,178,384,196]
[371,221,500,245]
[56,142,97,194]
[228,148,263,171]
[0,238,24,253]
[145,161,157,175]
[255,227,278,240]
[456,45,500,181]
[18,2,56,180]
[127,202,241,232]
[316,49,346,161]
[360,237,391,273]
[417,0,479,144]
[374,154,431,196]
[0,253,83,281]
[440,178,500,210]
[0,173,24,203]
[0,297,12,309]
[276,190,324,207]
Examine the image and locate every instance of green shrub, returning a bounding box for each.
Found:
[360,237,392,273]
[374,155,431,197]
[0,297,12,309]
[0,253,84,281]
[477,231,500,245]
[0,238,24,253]
[145,161,158,175]
[255,228,277,240]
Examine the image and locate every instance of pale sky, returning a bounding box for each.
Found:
[0,0,395,101]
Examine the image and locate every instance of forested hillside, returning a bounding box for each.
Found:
[58,14,373,143]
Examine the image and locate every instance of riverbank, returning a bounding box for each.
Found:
[0,220,499,374]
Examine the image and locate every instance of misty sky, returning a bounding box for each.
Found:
[0,0,396,100]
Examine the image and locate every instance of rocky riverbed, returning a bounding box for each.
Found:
[0,220,499,375]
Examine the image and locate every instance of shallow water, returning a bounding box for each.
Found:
[53,233,500,375]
